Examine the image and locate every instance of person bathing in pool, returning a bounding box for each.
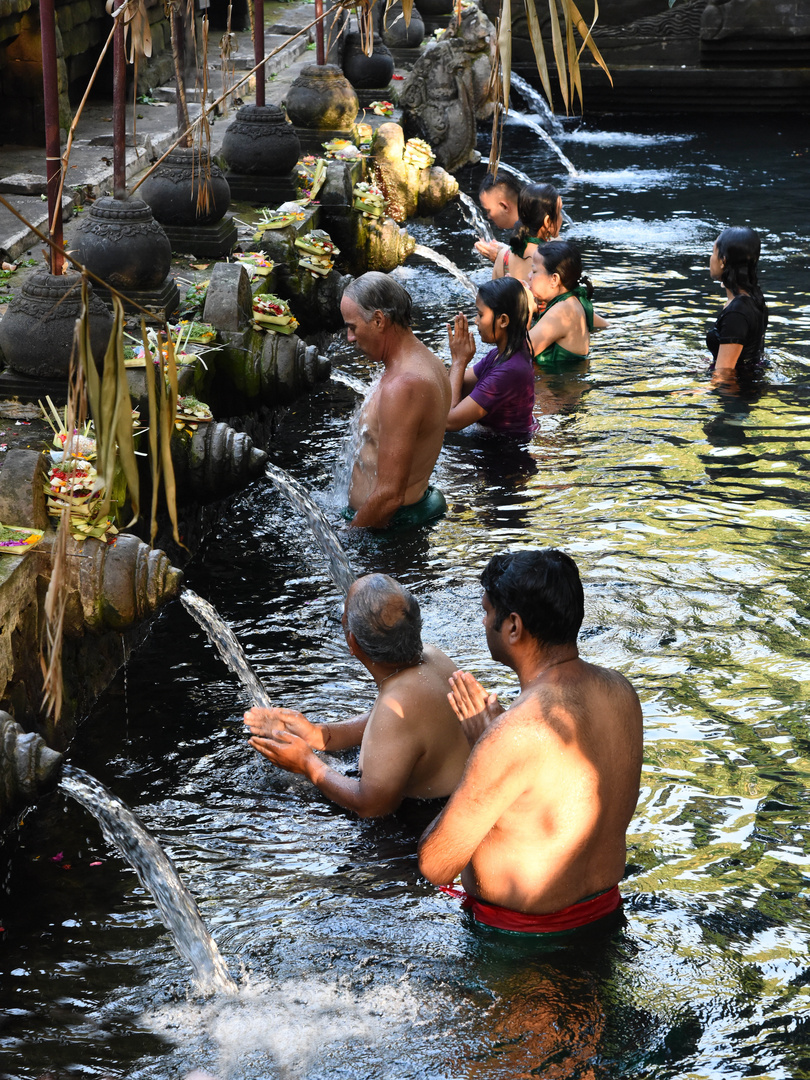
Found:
[528,241,608,366]
[493,182,564,283]
[445,277,536,435]
[418,549,643,936]
[244,574,470,818]
[707,225,768,389]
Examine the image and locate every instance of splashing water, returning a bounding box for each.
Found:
[509,110,579,178]
[145,976,438,1079]
[410,244,478,297]
[181,589,273,708]
[59,765,237,996]
[331,368,371,395]
[457,191,493,242]
[510,73,562,133]
[264,463,357,596]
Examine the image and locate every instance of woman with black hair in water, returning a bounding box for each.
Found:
[446,276,536,435]
[493,183,563,283]
[707,226,768,386]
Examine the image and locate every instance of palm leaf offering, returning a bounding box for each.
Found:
[0,525,44,555]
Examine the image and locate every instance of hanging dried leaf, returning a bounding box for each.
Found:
[563,0,583,112]
[570,0,612,85]
[498,0,512,112]
[546,0,569,112]
[523,0,553,106]
[40,297,90,724]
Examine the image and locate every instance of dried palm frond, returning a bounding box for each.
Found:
[40,297,91,724]
[141,322,182,547]
[82,295,140,526]
[194,15,215,218]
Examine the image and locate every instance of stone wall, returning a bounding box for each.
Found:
[0,0,174,145]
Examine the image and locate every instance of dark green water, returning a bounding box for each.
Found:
[2,113,810,1079]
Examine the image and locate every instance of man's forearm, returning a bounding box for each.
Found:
[417,814,465,884]
[349,487,405,529]
[304,756,395,818]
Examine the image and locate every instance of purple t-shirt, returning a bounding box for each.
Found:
[470,345,536,434]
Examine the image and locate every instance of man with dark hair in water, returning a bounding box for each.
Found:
[245,574,470,817]
[418,549,643,935]
[475,172,523,264]
[340,272,450,530]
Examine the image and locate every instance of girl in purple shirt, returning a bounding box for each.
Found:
[446,277,536,435]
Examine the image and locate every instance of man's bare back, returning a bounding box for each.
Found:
[245,575,469,818]
[453,660,641,913]
[418,549,643,918]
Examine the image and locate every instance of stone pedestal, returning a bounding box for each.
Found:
[162,216,238,259]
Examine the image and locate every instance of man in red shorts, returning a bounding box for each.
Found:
[418,549,643,936]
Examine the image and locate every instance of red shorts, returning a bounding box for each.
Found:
[439,884,622,936]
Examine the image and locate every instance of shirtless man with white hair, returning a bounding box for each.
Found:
[340,272,451,530]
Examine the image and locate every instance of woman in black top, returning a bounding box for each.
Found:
[707,226,768,385]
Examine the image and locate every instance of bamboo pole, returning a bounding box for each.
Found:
[39,0,64,274]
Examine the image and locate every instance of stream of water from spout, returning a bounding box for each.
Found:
[510,73,562,133]
[410,244,478,297]
[457,192,493,241]
[331,368,371,395]
[264,463,357,596]
[59,764,237,996]
[509,110,578,178]
[181,589,273,708]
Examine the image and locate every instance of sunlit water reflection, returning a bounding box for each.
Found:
[2,113,810,1079]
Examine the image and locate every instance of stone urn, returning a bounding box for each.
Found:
[285,64,359,134]
[342,31,395,89]
[139,146,231,227]
[73,196,172,293]
[380,0,425,49]
[0,270,113,380]
[220,104,301,176]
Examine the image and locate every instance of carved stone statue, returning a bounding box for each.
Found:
[399,38,478,172]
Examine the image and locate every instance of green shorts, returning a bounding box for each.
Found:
[343,485,447,530]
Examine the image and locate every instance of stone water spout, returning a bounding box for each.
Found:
[0,713,63,820]
[66,533,183,633]
[171,421,268,503]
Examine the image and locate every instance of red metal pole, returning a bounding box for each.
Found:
[39,0,64,274]
[315,0,324,65]
[253,0,264,107]
[113,13,127,199]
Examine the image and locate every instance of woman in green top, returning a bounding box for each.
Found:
[528,241,608,365]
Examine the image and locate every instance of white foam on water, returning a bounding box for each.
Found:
[561,130,693,147]
[567,217,711,249]
[573,169,676,188]
[143,976,439,1079]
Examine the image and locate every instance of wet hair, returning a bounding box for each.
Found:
[479,171,524,202]
[342,271,412,328]
[715,226,768,322]
[510,182,561,253]
[345,573,423,665]
[535,240,594,300]
[476,277,531,365]
[480,549,584,646]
